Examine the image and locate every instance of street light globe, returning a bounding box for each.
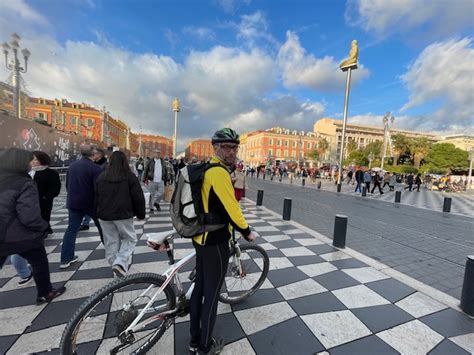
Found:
[21,48,31,59]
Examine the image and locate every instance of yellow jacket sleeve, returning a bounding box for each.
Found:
[207,167,250,236]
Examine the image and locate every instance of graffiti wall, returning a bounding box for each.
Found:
[0,113,108,167]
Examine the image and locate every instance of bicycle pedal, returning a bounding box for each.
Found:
[188,269,196,282]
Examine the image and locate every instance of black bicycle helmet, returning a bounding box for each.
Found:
[211,128,240,144]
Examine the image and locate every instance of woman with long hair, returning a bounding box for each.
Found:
[95,151,145,277]
[30,151,61,234]
[0,148,66,304]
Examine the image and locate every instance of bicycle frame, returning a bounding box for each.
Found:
[121,243,196,336]
[120,231,242,339]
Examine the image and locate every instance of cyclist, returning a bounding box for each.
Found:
[189,128,256,355]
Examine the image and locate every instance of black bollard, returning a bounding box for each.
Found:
[256,190,264,206]
[282,198,292,220]
[279,176,282,182]
[395,191,401,203]
[460,256,474,316]
[263,173,266,180]
[333,215,348,248]
[443,197,452,212]
[362,186,367,197]
[317,181,321,189]
[271,174,274,181]
[337,183,342,192]
[302,179,305,187]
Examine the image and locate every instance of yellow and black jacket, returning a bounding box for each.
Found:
[193,156,250,246]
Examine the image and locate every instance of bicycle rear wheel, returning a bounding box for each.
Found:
[59,273,176,355]
[219,244,269,304]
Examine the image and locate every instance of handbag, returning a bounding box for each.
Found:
[164,184,174,202]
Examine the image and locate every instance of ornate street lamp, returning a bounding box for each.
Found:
[368,152,374,169]
[3,33,30,119]
[381,112,395,170]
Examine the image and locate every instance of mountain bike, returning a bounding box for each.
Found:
[59,229,269,354]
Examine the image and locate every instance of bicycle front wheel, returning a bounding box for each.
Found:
[59,272,176,355]
[219,244,269,304]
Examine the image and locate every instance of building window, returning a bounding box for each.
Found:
[268,149,273,156]
[292,141,297,148]
[71,116,78,125]
[269,138,273,145]
[277,139,281,146]
[87,119,94,127]
[285,140,289,146]
[36,112,46,120]
[276,149,281,157]
[307,142,311,148]
[284,150,289,157]
[292,151,297,158]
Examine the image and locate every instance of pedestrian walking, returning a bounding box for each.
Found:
[135,157,145,181]
[79,148,107,231]
[95,151,145,277]
[354,167,364,192]
[10,254,33,285]
[30,151,61,234]
[389,173,397,191]
[0,148,66,304]
[60,143,104,269]
[189,128,256,355]
[404,173,414,191]
[347,170,353,184]
[415,173,422,192]
[363,170,372,192]
[382,172,391,189]
[371,172,384,194]
[143,149,174,212]
[231,161,247,202]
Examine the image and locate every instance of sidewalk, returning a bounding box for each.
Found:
[0,200,472,354]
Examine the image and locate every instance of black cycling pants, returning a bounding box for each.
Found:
[190,241,229,353]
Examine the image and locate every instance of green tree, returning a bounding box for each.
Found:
[391,133,410,166]
[363,141,382,158]
[409,137,432,169]
[346,138,358,155]
[423,143,469,173]
[307,150,319,160]
[344,150,369,166]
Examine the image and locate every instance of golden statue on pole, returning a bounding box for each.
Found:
[339,40,359,71]
[172,97,180,112]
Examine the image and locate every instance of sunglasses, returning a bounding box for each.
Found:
[220,144,239,152]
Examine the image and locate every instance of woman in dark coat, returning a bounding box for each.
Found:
[30,151,61,234]
[0,148,65,304]
[95,151,145,277]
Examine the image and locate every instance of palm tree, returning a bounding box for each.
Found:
[391,134,409,166]
[317,138,329,160]
[410,137,432,168]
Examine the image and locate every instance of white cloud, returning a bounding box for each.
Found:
[346,0,473,39]
[182,26,216,41]
[400,38,474,132]
[278,31,369,91]
[217,0,252,14]
[0,0,48,25]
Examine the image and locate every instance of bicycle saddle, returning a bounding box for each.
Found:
[146,229,176,249]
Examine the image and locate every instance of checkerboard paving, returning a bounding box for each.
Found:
[0,200,473,354]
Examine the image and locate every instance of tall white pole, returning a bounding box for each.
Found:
[337,67,353,185]
[174,110,178,158]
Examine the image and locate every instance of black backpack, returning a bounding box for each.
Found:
[170,163,226,238]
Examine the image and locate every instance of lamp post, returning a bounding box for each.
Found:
[2,33,30,119]
[381,112,395,171]
[337,40,359,186]
[172,97,180,158]
[368,152,374,169]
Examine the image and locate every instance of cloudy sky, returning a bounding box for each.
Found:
[0,0,472,150]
